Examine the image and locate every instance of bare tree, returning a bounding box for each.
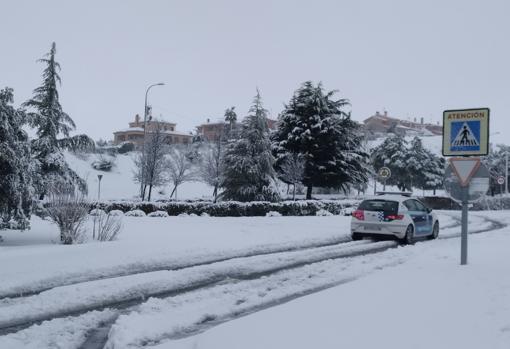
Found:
[133,122,168,201]
[199,140,224,202]
[279,153,305,200]
[45,188,89,244]
[165,146,195,199]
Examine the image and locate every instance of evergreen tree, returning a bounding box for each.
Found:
[371,134,411,191]
[23,42,93,199]
[0,88,32,229]
[273,81,369,199]
[220,90,279,202]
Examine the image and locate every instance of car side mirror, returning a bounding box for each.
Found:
[426,207,432,213]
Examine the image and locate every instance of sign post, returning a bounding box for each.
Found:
[443,108,490,266]
[378,167,391,192]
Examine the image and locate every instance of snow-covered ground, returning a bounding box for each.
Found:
[165,222,510,349]
[0,210,508,348]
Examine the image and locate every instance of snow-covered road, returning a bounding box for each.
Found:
[0,211,503,349]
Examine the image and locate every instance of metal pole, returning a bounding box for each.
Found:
[373,174,377,195]
[460,185,469,265]
[140,83,165,200]
[383,179,386,192]
[505,152,508,194]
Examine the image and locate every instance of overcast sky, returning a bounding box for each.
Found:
[1,0,509,144]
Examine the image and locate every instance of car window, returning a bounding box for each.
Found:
[413,200,428,212]
[403,200,417,211]
[358,200,399,214]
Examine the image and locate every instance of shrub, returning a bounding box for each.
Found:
[125,209,146,217]
[148,210,169,217]
[266,211,282,217]
[45,190,89,244]
[93,199,358,217]
[315,209,333,216]
[118,142,135,154]
[108,210,124,216]
[92,212,122,242]
[90,208,106,216]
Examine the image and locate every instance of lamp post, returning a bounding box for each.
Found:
[140,82,165,200]
[97,174,103,201]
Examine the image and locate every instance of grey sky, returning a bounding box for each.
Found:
[2,0,509,144]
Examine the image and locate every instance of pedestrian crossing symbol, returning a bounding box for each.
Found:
[442,108,489,156]
[450,121,480,151]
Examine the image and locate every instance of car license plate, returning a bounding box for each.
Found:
[363,224,381,231]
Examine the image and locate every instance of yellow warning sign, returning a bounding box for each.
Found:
[442,108,489,156]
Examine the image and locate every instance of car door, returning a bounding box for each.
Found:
[403,199,429,235]
[412,200,434,235]
[404,199,432,235]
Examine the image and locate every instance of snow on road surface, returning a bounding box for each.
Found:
[0,211,503,349]
[163,214,510,349]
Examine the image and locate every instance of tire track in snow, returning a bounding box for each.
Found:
[0,240,394,337]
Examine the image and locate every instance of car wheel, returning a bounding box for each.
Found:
[428,221,439,240]
[401,225,415,245]
[352,233,363,241]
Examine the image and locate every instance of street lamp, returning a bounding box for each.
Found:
[140,82,165,200]
[97,174,103,201]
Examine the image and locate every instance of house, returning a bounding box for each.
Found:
[113,114,193,147]
[363,111,442,137]
[196,117,278,142]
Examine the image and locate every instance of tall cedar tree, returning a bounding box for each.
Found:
[23,43,93,199]
[0,88,32,229]
[273,81,369,199]
[220,90,279,202]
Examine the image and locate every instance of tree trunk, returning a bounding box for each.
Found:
[213,185,218,203]
[170,185,177,200]
[306,185,313,200]
[148,185,153,201]
[292,184,296,201]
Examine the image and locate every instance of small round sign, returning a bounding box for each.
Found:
[497,176,505,185]
[378,167,391,179]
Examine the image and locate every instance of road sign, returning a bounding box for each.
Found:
[378,167,391,179]
[444,161,489,202]
[442,108,489,156]
[449,158,481,187]
[497,176,505,185]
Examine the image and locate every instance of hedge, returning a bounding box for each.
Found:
[90,199,359,217]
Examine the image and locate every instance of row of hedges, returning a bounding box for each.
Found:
[91,199,359,217]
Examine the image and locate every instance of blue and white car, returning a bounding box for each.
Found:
[350,194,439,244]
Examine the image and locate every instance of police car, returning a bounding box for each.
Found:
[350,193,439,244]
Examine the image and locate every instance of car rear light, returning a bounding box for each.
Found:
[352,210,364,220]
[386,214,404,221]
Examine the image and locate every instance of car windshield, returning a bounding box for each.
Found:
[358,200,399,214]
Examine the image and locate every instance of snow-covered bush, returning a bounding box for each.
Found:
[148,210,169,217]
[45,190,89,244]
[125,209,146,217]
[89,208,106,216]
[177,213,189,217]
[108,210,124,216]
[315,209,333,216]
[200,212,210,217]
[266,211,282,217]
[94,199,357,217]
[118,142,135,154]
[92,213,122,242]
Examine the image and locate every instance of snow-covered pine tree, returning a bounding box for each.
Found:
[273,81,369,199]
[220,90,279,202]
[23,42,94,199]
[371,134,411,191]
[0,88,32,230]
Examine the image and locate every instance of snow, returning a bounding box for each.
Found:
[0,210,506,349]
[152,216,510,349]
[65,151,213,201]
